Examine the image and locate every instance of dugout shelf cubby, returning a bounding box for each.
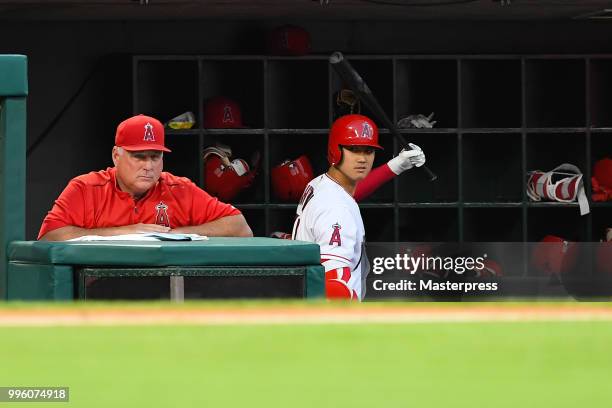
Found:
[590,58,612,128]
[201,59,265,129]
[132,54,611,243]
[460,58,522,128]
[395,58,458,128]
[525,58,586,128]
[268,59,328,129]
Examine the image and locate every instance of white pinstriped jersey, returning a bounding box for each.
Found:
[292,174,369,300]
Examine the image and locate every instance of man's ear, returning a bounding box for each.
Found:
[111,146,119,166]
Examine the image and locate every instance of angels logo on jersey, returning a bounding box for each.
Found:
[144,122,155,141]
[155,201,171,227]
[329,222,342,246]
[223,106,234,124]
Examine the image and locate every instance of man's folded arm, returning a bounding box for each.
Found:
[171,214,252,237]
[39,223,171,241]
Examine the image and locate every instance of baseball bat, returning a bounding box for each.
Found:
[329,51,437,182]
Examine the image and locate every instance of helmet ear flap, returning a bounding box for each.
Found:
[328,145,344,167]
[335,145,345,167]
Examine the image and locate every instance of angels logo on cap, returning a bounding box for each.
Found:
[144,122,155,142]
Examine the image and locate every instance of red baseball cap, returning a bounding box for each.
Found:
[115,114,171,152]
[203,96,246,129]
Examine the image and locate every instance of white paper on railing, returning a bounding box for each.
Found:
[67,233,208,242]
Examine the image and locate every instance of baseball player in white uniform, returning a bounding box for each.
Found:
[292,114,425,300]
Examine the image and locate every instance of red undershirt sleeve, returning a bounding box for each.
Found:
[353,163,396,202]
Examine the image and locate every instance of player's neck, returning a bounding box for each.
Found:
[327,167,357,196]
[115,175,149,201]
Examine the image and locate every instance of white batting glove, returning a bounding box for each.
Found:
[387,143,426,175]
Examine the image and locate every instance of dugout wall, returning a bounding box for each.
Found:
[0,54,27,300]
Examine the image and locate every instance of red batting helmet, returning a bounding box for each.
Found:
[203,146,255,201]
[203,96,245,129]
[271,155,314,202]
[267,25,311,56]
[327,114,382,166]
[594,158,612,189]
[530,235,579,276]
[592,158,612,203]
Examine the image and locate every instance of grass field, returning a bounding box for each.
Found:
[1,302,612,407]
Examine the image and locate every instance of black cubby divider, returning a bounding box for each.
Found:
[133,54,610,243]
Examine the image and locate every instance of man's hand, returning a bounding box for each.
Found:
[170,214,253,237]
[387,143,426,175]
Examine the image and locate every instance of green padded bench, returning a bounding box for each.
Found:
[7,238,325,300]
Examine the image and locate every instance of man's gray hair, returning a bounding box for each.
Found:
[116,147,163,158]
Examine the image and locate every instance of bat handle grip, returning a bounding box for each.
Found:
[422,165,438,182]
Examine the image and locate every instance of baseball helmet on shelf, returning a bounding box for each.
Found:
[327,114,382,166]
[203,96,245,129]
[271,155,314,202]
[530,235,579,276]
[203,145,256,201]
[592,158,612,202]
[267,25,311,56]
